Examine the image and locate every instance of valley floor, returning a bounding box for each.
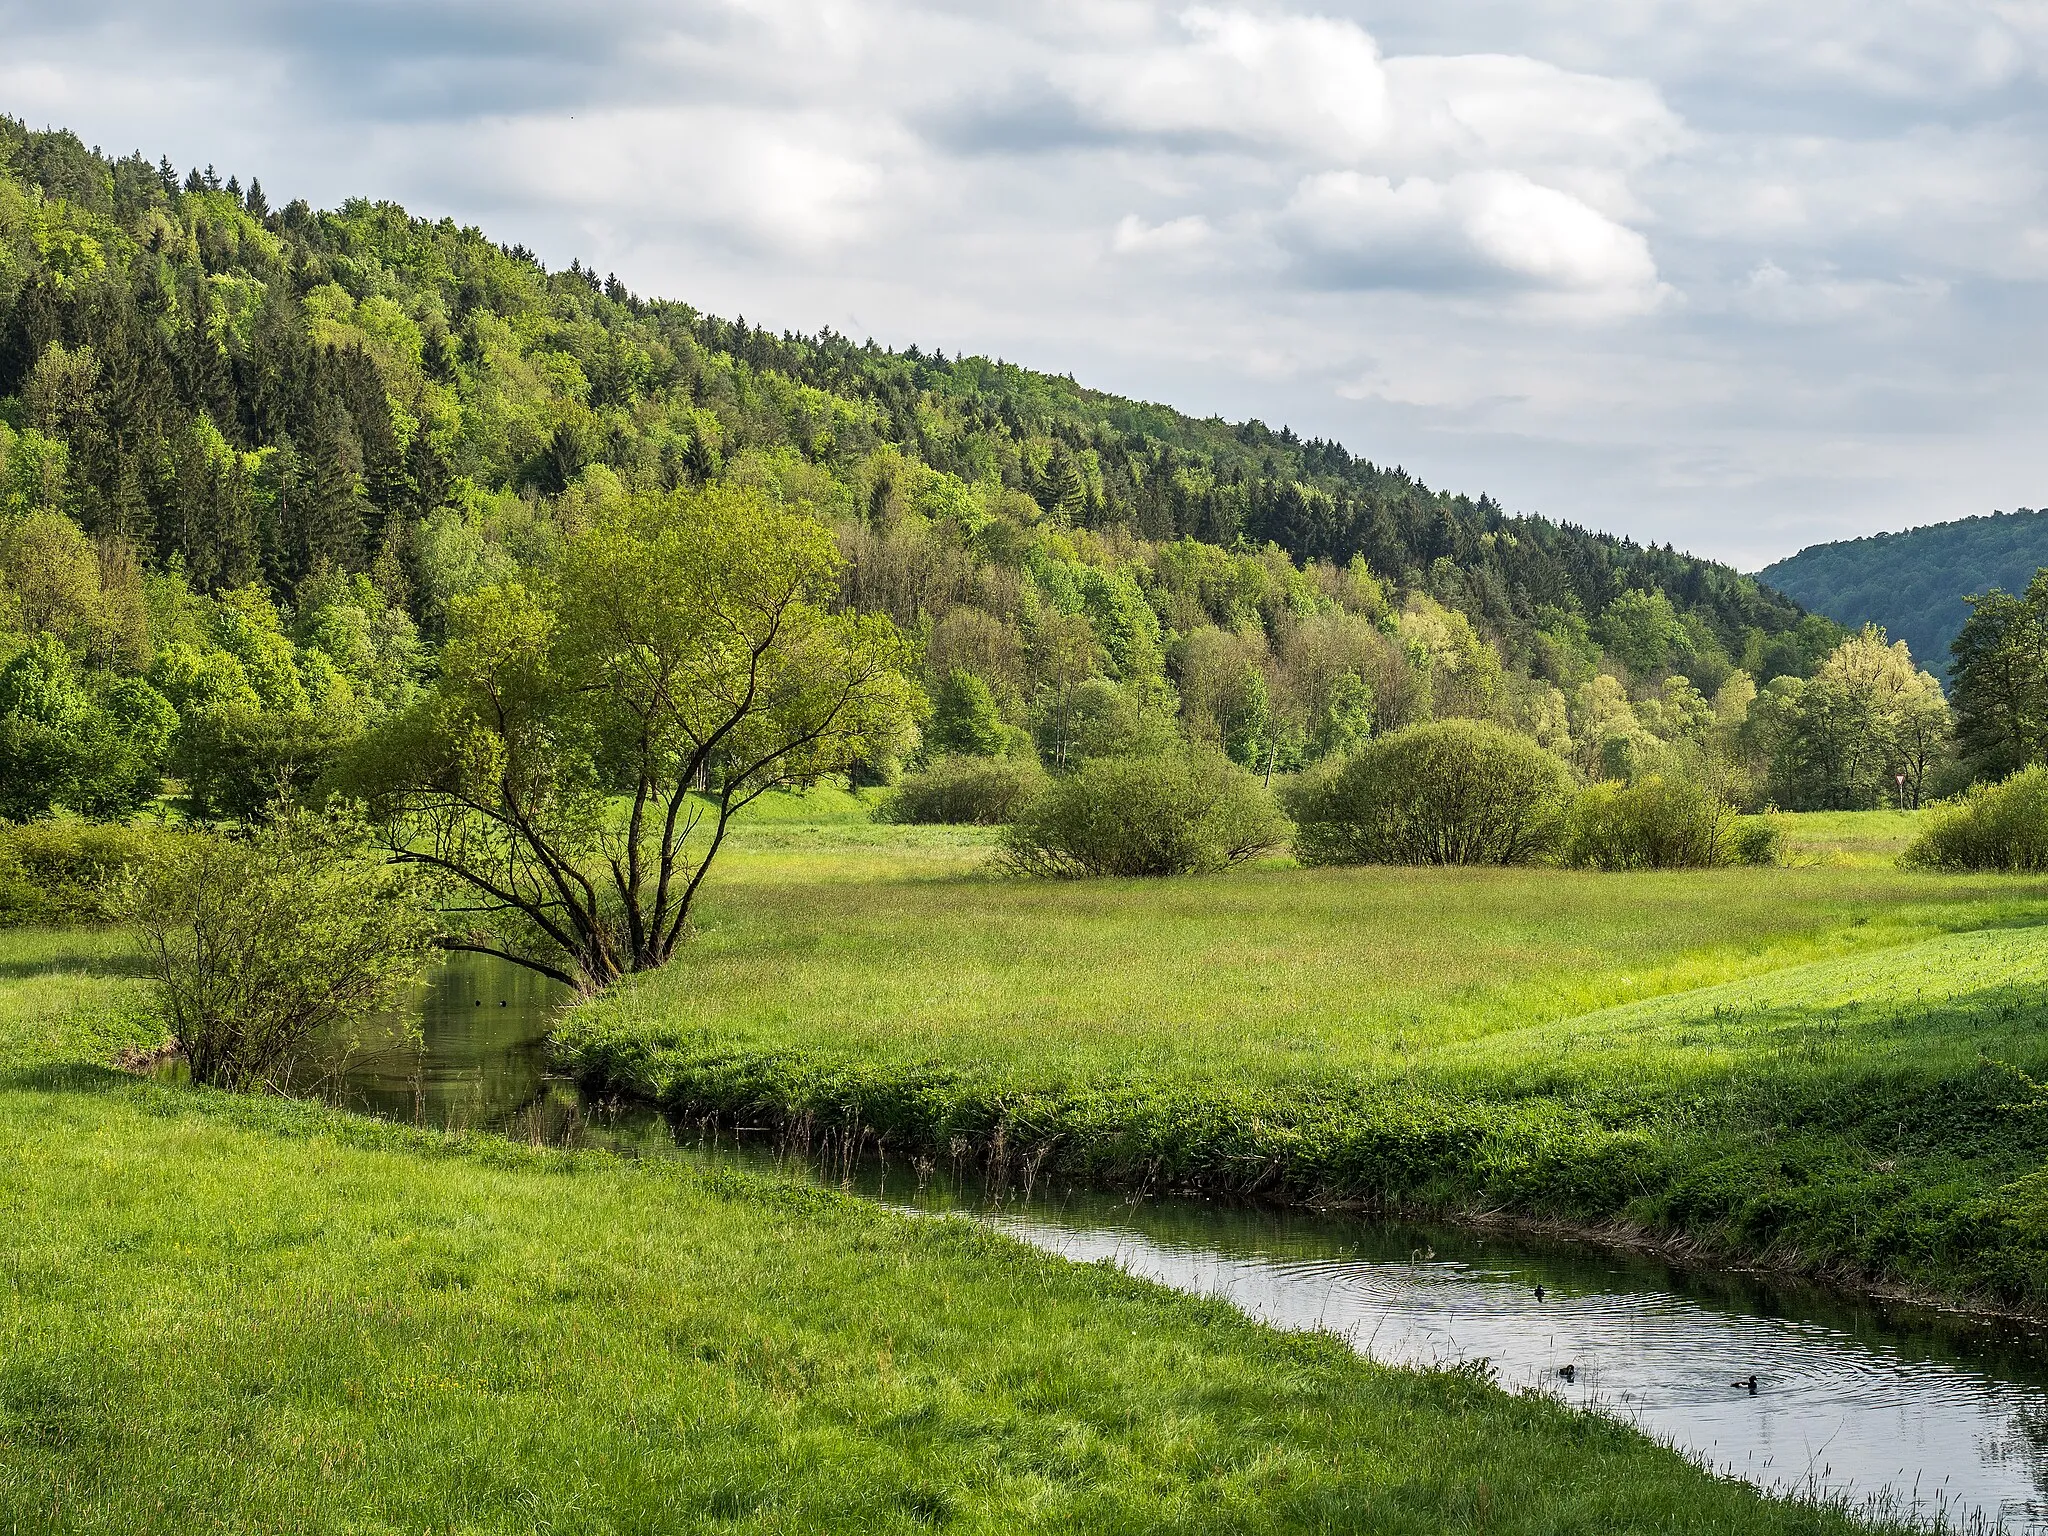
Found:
[0,925,1903,1534]
[560,806,2048,1309]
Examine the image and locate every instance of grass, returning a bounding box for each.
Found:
[0,930,1907,1533]
[558,810,2048,1307]
[1773,810,1927,867]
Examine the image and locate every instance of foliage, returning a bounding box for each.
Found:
[1562,776,1745,870]
[176,702,359,822]
[339,485,920,989]
[1902,766,2048,873]
[1949,569,2048,783]
[884,754,1047,826]
[124,808,435,1090]
[1729,817,1786,868]
[999,748,1288,877]
[0,632,174,819]
[1762,506,2048,680]
[1747,626,1951,809]
[0,817,171,925]
[1285,720,1574,867]
[0,115,1831,844]
[921,669,1011,757]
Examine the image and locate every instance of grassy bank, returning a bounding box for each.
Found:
[557,812,2048,1308]
[1,930,1902,1533]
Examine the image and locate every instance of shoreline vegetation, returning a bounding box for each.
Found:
[2,929,1918,1534]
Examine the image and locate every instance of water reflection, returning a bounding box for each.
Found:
[346,955,2048,1532]
[333,951,572,1128]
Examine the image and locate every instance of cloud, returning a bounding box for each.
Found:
[3,0,2046,566]
[1282,169,1662,306]
[1060,8,1393,159]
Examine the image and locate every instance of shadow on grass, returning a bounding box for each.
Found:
[0,949,149,983]
[0,1062,148,1095]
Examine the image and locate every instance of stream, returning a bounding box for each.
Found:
[335,952,2048,1532]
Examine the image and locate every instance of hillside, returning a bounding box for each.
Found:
[1759,508,2048,678]
[0,119,1815,675]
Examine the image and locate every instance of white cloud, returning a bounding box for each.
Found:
[1111,212,1217,256]
[5,0,2046,564]
[1061,8,1393,160]
[1283,169,1662,305]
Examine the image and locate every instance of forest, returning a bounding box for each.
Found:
[1762,507,2048,678]
[4,115,1935,845]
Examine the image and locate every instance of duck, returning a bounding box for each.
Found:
[1558,1364,1576,1383]
[1734,1374,1758,1394]
[1533,1285,1546,1302]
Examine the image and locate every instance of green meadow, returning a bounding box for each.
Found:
[561,806,2048,1306]
[1,930,1906,1535]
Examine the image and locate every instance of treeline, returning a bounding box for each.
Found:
[3,117,1963,833]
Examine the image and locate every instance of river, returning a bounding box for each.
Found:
[335,951,2048,1531]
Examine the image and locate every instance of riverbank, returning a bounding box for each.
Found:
[0,928,1913,1533]
[557,812,2048,1312]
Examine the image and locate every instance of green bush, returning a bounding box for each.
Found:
[0,818,174,926]
[126,808,437,1090]
[884,754,1048,825]
[999,748,1289,877]
[1903,766,2048,872]
[1284,720,1573,866]
[1562,776,1745,870]
[1730,818,1785,868]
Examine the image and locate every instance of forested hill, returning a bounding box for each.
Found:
[0,118,1816,676]
[1760,509,2048,679]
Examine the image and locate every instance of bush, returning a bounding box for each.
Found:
[885,755,1048,826]
[1730,818,1785,868]
[0,818,173,926]
[1284,720,1573,866]
[999,748,1290,877]
[125,808,437,1090]
[1562,777,1746,870]
[1903,767,2048,872]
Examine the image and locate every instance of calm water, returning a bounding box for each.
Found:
[342,953,2048,1532]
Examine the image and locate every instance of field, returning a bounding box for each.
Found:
[0,931,1909,1534]
[559,806,2048,1307]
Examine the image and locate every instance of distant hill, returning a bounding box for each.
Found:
[1759,509,2048,677]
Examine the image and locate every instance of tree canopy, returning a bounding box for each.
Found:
[341,486,919,988]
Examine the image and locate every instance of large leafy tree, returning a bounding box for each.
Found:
[1753,626,1951,809]
[1950,572,2048,782]
[343,487,920,990]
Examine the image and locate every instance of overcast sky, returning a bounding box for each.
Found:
[3,1,2044,568]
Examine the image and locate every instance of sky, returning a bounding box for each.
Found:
[2,0,2045,570]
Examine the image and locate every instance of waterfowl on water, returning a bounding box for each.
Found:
[1558,1364,1576,1382]
[1533,1285,1546,1302]
[1735,1375,1758,1394]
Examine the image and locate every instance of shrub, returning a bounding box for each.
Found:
[1562,777,1744,870]
[999,748,1290,877]
[1284,720,1573,866]
[1729,818,1785,868]
[885,754,1048,826]
[1903,767,2048,872]
[0,818,173,926]
[125,808,437,1090]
